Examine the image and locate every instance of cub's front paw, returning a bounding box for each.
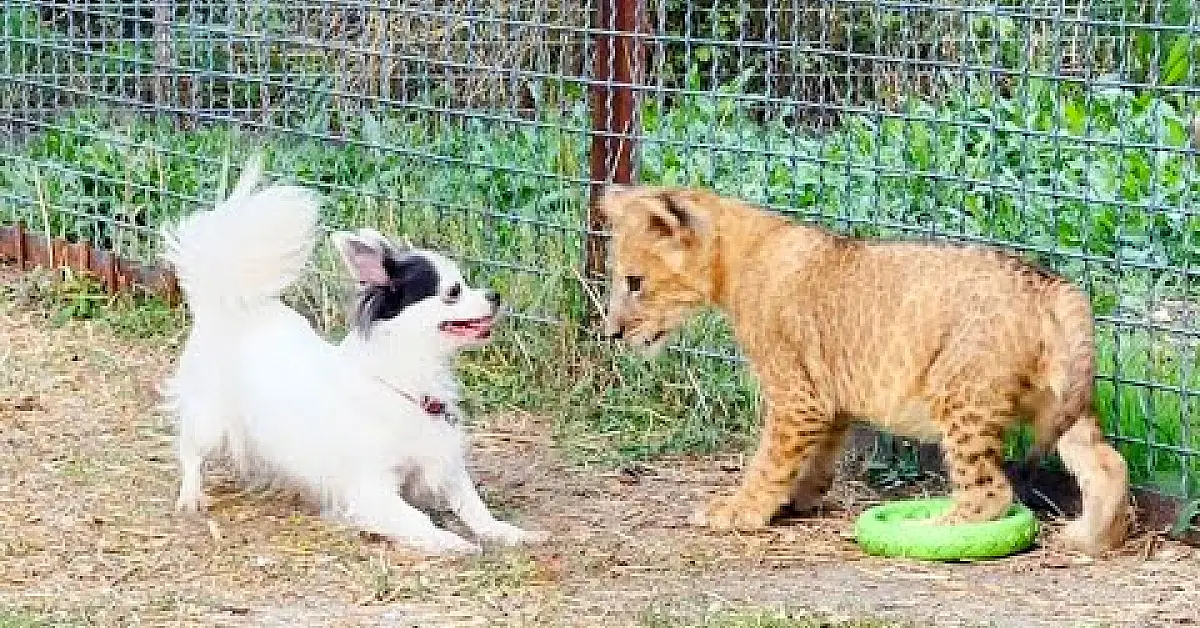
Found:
[689,494,775,530]
[927,511,971,526]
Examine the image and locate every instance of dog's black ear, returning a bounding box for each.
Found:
[353,253,440,327]
[355,228,412,257]
[382,254,439,303]
[332,231,390,286]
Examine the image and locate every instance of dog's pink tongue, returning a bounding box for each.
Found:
[444,319,492,339]
[466,320,492,338]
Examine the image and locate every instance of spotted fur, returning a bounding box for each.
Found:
[600,186,1131,556]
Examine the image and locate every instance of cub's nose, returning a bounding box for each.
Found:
[602,325,626,341]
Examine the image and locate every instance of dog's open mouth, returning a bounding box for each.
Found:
[439,316,494,340]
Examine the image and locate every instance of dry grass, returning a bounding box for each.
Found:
[2,269,1200,627]
[260,0,588,111]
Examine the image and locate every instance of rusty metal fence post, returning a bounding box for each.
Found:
[585,0,646,319]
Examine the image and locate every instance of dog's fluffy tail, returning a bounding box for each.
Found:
[162,156,320,322]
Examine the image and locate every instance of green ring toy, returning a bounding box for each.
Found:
[854,497,1038,561]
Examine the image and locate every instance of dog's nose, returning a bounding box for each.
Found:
[485,291,501,307]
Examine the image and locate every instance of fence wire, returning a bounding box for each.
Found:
[2,0,1199,512]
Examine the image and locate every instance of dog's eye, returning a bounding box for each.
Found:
[444,282,462,304]
[625,275,643,293]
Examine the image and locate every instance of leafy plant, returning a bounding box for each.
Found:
[3,62,1199,494]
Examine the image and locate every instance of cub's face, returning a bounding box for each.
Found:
[600,187,716,355]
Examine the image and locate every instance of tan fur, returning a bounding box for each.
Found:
[600,186,1131,556]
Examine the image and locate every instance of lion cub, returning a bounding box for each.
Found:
[600,186,1130,556]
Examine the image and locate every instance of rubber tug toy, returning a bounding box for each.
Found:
[854,497,1039,561]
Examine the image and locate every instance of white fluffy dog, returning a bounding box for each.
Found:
[163,159,540,554]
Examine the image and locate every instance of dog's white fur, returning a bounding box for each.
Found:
[163,159,540,554]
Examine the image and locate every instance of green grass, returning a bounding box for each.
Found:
[1096,327,1200,496]
[0,613,43,628]
[3,67,1199,496]
[0,268,185,343]
[0,610,85,628]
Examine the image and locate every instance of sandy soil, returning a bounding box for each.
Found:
[2,298,1198,628]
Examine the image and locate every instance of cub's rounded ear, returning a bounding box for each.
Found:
[331,231,390,286]
[599,184,638,224]
[604,183,638,197]
[647,192,705,243]
[600,197,622,224]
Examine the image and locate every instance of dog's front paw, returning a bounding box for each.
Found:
[174,492,209,516]
[518,529,551,545]
[408,531,482,556]
[478,522,548,547]
[690,494,775,530]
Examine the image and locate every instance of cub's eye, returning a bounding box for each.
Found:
[444,282,462,304]
[625,275,643,293]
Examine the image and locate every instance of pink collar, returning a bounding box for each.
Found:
[419,395,447,416]
[372,376,457,424]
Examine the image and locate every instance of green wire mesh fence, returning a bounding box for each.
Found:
[2,0,1199,524]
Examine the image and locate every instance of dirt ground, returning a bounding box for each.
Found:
[3,300,1200,628]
